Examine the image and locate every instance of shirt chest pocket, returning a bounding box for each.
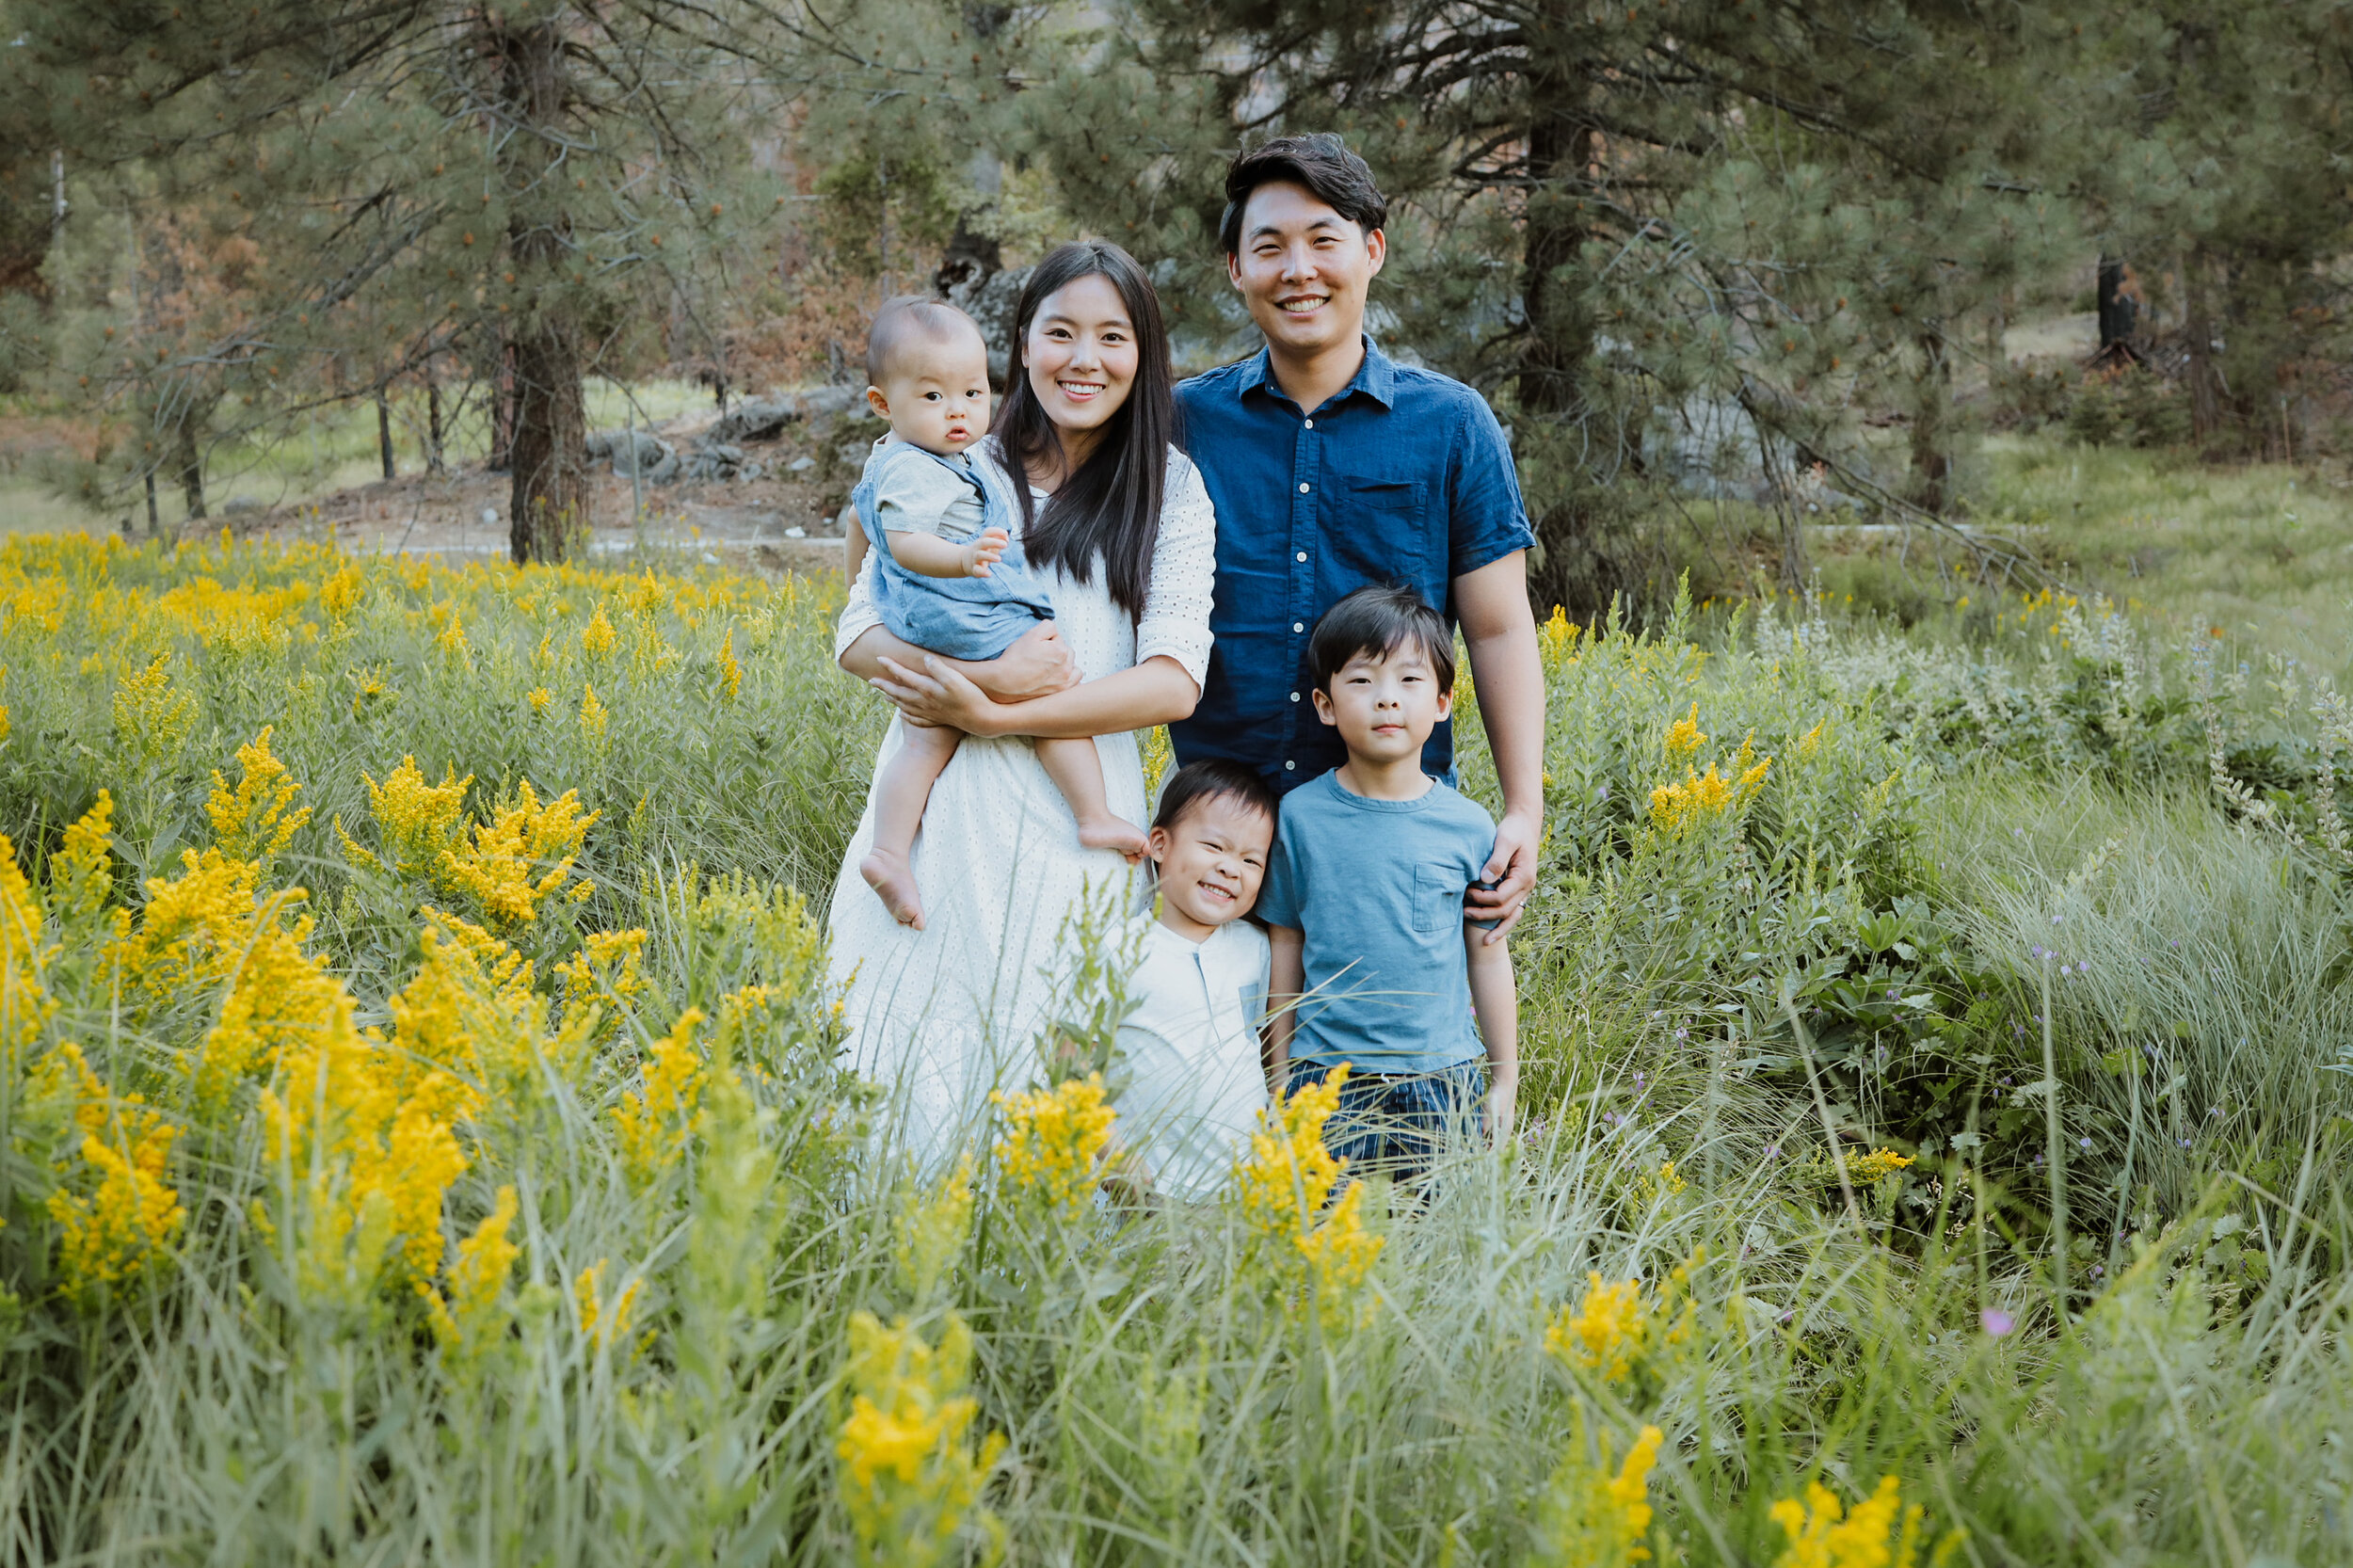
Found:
[1413,860,1462,934]
[1324,477,1432,593]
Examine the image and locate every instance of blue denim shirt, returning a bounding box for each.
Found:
[1171,340,1535,793]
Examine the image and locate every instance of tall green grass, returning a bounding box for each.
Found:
[0,534,2347,1563]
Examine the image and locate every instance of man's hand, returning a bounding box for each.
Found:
[1465,808,1540,942]
[970,620,1080,701]
[962,527,1010,579]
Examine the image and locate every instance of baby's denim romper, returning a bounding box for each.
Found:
[853,440,1057,661]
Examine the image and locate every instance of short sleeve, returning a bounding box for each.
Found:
[872,452,982,538]
[1133,448,1217,691]
[1256,817,1304,931]
[833,542,884,664]
[1448,393,1537,579]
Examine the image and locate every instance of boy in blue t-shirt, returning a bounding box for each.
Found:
[1257,584,1519,1176]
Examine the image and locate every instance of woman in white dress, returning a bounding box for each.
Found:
[829,241,1218,1168]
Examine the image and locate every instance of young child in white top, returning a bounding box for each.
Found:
[852,296,1148,930]
[1109,760,1278,1202]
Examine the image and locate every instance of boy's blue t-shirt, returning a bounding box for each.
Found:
[1255,770,1497,1075]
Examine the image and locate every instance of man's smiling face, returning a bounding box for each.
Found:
[1227,180,1385,364]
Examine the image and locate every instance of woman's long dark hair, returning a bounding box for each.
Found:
[992,240,1176,619]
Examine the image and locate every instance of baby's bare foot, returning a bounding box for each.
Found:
[860,849,926,928]
[1077,816,1149,865]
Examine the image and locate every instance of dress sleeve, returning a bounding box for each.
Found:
[1134,448,1217,690]
[833,538,885,664]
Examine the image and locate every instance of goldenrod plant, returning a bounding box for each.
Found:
[0,533,2345,1561]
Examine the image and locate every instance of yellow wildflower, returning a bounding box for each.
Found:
[612,1008,709,1185]
[553,928,648,1009]
[205,727,312,870]
[0,834,59,1051]
[1769,1475,1964,1568]
[580,683,609,747]
[341,756,471,878]
[581,604,616,659]
[1548,1273,1649,1384]
[1530,1422,1663,1568]
[992,1073,1115,1215]
[437,780,599,927]
[1540,606,1581,668]
[1664,703,1707,759]
[319,564,362,619]
[837,1311,1006,1568]
[1847,1148,1914,1184]
[52,792,115,920]
[894,1158,975,1305]
[717,629,743,701]
[434,608,470,664]
[574,1259,644,1352]
[423,1185,520,1354]
[113,654,197,763]
[48,1107,184,1304]
[527,685,552,715]
[1649,764,1733,833]
[1234,1065,1385,1331]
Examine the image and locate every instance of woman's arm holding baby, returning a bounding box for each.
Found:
[1465,931,1518,1142]
[1264,926,1304,1098]
[868,650,1200,737]
[839,621,1079,702]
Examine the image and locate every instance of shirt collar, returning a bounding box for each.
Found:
[1238,336,1398,413]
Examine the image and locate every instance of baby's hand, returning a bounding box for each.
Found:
[963,528,1010,579]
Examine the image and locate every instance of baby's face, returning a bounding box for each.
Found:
[1149,795,1273,933]
[871,332,991,456]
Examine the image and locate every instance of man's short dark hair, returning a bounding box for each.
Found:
[1152,758,1279,835]
[866,295,983,385]
[1308,584,1454,696]
[1219,134,1390,257]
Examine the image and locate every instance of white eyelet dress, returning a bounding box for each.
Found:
[825,440,1218,1170]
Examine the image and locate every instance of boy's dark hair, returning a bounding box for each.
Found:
[1218,134,1389,256]
[1152,758,1279,835]
[866,295,983,385]
[1307,584,1455,696]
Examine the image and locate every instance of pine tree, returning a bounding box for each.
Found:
[1010,0,2073,607]
[6,0,792,560]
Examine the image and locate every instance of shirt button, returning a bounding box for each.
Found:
[1304,418,1314,429]
[1285,760,1296,771]
[1292,621,1305,632]
[1298,483,1310,493]
[1295,551,1307,562]
[1289,691,1300,702]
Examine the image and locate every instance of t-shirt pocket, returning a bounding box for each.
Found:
[1413,860,1461,933]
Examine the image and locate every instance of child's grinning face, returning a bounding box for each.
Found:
[1148,794,1273,941]
[1313,642,1451,763]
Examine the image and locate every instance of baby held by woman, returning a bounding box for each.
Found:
[852,296,1147,928]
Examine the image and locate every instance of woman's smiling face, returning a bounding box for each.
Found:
[1022,272,1138,449]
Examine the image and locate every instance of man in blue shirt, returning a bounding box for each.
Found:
[1174,134,1546,937]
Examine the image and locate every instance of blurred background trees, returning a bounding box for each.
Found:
[2,0,2347,584]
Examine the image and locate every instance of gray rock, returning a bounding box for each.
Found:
[705,385,872,445]
[220,496,267,516]
[945,265,1032,386]
[645,451,682,485]
[603,430,671,476]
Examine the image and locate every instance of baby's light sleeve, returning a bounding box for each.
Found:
[872,453,985,539]
[1132,449,1217,691]
[833,542,884,664]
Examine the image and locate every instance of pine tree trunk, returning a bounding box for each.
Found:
[1909,327,1952,513]
[376,386,395,481]
[1518,52,1606,615]
[426,375,445,474]
[175,422,206,520]
[495,19,588,564]
[2180,249,2219,441]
